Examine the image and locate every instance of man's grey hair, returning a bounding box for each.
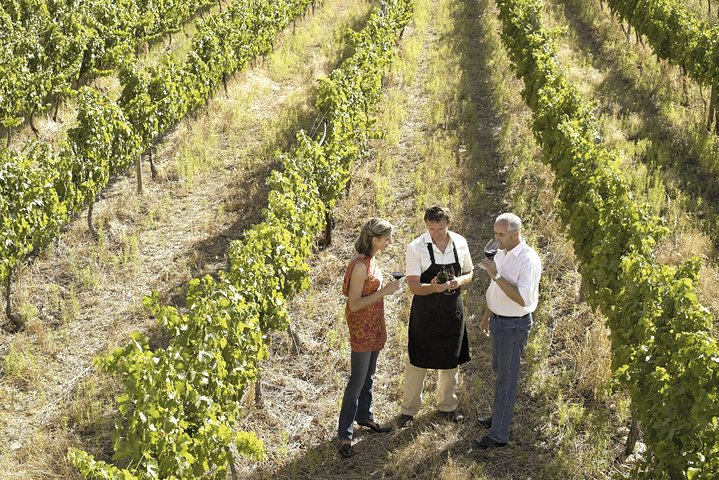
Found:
[495,213,522,232]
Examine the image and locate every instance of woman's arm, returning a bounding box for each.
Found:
[347,262,400,312]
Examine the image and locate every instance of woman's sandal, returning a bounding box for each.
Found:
[339,442,357,458]
[357,420,392,433]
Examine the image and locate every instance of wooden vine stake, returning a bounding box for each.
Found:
[287,323,303,354]
[136,155,144,194]
[254,373,264,408]
[707,84,717,133]
[227,445,239,480]
[624,407,640,458]
[324,209,333,247]
[4,267,21,332]
[87,201,98,237]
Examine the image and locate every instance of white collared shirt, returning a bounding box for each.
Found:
[406,231,474,277]
[486,239,541,316]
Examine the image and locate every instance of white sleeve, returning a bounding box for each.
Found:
[461,244,473,274]
[405,242,423,277]
[517,260,540,307]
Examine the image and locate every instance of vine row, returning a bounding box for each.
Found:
[66,0,412,477]
[0,0,218,138]
[599,0,719,132]
[1,0,316,330]
[495,0,719,477]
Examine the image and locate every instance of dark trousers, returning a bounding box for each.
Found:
[489,313,532,443]
[337,350,379,441]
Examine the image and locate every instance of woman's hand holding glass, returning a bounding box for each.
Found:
[382,277,402,296]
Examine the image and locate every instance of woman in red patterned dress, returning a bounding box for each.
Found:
[337,218,401,458]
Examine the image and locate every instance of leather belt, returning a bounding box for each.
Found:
[493,313,530,320]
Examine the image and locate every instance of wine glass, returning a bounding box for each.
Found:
[442,266,456,295]
[391,271,405,281]
[478,239,498,270]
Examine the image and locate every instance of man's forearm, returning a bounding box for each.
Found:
[494,277,525,306]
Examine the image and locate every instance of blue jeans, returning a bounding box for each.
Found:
[488,313,532,443]
[337,350,379,441]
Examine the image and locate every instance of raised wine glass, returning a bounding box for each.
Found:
[484,239,498,260]
[391,271,405,281]
[479,239,499,270]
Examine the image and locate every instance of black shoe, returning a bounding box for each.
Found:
[357,420,392,433]
[339,442,357,458]
[477,415,492,429]
[442,409,465,423]
[472,435,507,449]
[396,413,414,428]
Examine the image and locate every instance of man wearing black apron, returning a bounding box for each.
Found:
[397,205,474,426]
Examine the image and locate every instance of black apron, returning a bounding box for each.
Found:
[408,242,470,369]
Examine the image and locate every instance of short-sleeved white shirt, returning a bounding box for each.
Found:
[405,231,474,277]
[486,240,541,316]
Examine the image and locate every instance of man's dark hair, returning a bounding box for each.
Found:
[424,205,451,223]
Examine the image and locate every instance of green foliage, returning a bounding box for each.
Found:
[1,0,325,287]
[0,0,218,127]
[66,0,412,477]
[496,0,719,477]
[0,144,66,282]
[601,0,719,89]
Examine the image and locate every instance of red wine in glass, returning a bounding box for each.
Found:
[392,271,405,280]
[484,239,498,260]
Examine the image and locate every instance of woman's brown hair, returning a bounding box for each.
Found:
[354,218,393,256]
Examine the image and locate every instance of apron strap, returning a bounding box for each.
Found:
[427,240,461,271]
[426,243,436,265]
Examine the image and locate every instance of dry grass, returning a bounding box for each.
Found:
[233,0,625,478]
[0,0,371,477]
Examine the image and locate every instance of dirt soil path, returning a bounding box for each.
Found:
[232,0,544,477]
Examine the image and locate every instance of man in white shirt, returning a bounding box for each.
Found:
[473,213,541,449]
[396,205,474,427]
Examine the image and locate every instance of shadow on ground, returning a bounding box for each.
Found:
[240,0,589,478]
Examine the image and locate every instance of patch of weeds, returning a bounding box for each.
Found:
[63,374,118,442]
[325,329,340,351]
[78,265,101,290]
[1,339,43,390]
[69,253,102,290]
[47,284,63,316]
[276,430,290,461]
[113,234,140,267]
[94,221,111,264]
[174,121,220,184]
[375,174,390,213]
[60,286,81,324]
[614,392,632,425]
[17,303,39,326]
[141,192,172,229]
